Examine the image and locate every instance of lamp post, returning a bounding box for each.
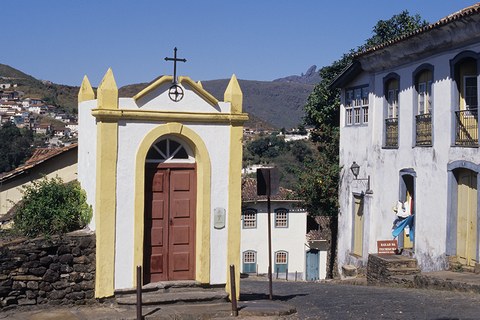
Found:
[350,161,371,194]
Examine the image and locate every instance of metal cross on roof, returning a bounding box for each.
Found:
[164,47,187,84]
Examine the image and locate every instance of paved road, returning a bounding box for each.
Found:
[241,279,480,320]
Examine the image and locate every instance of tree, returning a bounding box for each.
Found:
[0,122,33,173]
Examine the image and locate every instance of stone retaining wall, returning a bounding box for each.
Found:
[0,230,95,308]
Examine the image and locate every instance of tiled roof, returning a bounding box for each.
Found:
[356,3,480,57]
[241,178,298,202]
[0,144,78,182]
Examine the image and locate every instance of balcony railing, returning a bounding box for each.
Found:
[455,108,478,146]
[385,117,398,148]
[415,113,432,146]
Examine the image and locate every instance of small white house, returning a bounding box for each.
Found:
[240,178,327,280]
[332,4,480,275]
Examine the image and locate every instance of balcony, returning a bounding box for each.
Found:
[455,108,478,146]
[385,118,398,148]
[415,113,432,146]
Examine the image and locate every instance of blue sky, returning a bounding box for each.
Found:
[2,1,478,87]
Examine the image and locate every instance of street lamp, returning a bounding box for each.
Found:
[350,161,372,194]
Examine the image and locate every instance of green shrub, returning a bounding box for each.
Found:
[13,177,92,237]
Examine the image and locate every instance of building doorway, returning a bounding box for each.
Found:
[455,168,478,267]
[143,137,196,283]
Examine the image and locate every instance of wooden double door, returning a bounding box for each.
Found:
[144,164,196,283]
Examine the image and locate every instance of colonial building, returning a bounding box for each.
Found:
[240,178,327,281]
[0,144,78,218]
[78,66,247,299]
[332,4,480,274]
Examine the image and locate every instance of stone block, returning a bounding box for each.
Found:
[12,275,42,281]
[59,254,73,264]
[39,256,53,266]
[17,298,36,305]
[39,282,53,292]
[342,264,358,277]
[52,280,69,290]
[12,281,26,290]
[27,281,39,290]
[29,267,47,276]
[26,290,36,299]
[73,264,87,273]
[57,245,71,255]
[49,262,61,272]
[73,256,89,264]
[43,269,60,282]
[48,290,66,300]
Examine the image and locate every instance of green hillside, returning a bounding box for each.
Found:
[0,64,78,113]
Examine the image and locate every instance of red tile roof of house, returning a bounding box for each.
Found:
[356,3,480,57]
[242,177,298,202]
[0,144,78,182]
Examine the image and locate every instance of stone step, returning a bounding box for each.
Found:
[116,289,229,306]
[115,280,202,296]
[387,267,421,276]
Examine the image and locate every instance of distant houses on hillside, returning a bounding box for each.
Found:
[0,84,78,140]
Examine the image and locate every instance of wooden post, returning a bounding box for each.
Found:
[230,265,238,316]
[136,266,142,320]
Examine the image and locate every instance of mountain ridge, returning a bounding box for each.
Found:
[0,64,318,129]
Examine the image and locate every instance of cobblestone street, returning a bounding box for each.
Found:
[241,278,480,320]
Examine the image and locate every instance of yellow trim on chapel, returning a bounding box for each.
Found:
[225,74,243,299]
[94,68,119,298]
[91,109,248,125]
[133,123,212,285]
[133,75,219,106]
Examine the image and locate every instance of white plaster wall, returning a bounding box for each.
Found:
[241,202,308,279]
[134,83,230,113]
[77,100,97,230]
[338,42,480,275]
[113,96,232,289]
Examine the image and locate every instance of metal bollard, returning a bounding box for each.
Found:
[286,268,288,281]
[295,271,297,281]
[276,267,279,279]
[230,264,238,317]
[136,266,142,320]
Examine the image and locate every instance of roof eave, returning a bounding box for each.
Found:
[329,61,363,90]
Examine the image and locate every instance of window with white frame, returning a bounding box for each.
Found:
[243,251,256,273]
[384,76,400,148]
[274,251,288,273]
[345,86,369,126]
[416,70,432,115]
[242,209,257,228]
[274,208,288,228]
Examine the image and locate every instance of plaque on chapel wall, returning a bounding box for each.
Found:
[214,207,226,229]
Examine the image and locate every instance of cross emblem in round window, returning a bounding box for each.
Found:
[168,84,184,102]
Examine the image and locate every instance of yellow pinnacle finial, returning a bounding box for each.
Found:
[78,75,95,103]
[97,68,118,110]
[224,74,243,114]
[197,80,203,89]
